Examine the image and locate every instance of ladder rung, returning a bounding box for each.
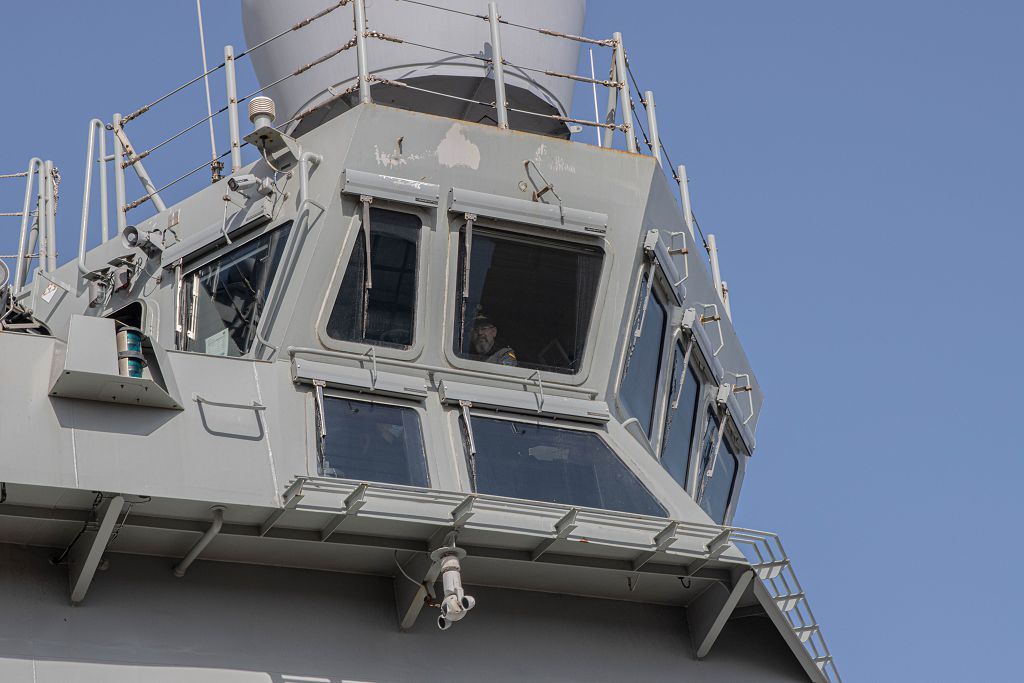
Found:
[793,625,818,642]
[774,593,804,612]
[754,560,789,580]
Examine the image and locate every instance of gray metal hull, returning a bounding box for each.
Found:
[0,544,808,682]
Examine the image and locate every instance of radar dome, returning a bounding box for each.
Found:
[242,0,587,137]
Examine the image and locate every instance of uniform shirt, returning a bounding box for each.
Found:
[485,346,518,366]
[468,342,518,367]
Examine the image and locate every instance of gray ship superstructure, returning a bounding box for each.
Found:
[0,1,841,681]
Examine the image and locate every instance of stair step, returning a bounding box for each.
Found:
[774,593,804,612]
[814,654,833,670]
[754,560,789,580]
[793,625,818,642]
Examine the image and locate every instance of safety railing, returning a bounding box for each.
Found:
[291,476,841,681]
[726,527,843,682]
[76,0,360,276]
[76,0,733,319]
[2,160,60,292]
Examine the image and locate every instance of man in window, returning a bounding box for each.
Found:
[468,314,517,366]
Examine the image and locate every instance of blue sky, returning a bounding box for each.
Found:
[2,2,1022,680]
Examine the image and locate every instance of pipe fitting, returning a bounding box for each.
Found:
[173,505,226,577]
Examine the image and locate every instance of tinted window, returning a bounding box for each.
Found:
[454,229,603,374]
[327,209,420,348]
[467,416,666,517]
[183,223,291,357]
[619,280,667,436]
[660,344,701,487]
[321,398,428,487]
[697,415,738,524]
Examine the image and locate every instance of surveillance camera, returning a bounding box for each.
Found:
[437,615,450,631]
[228,174,274,197]
[227,174,259,193]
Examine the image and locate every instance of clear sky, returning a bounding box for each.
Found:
[2,2,1022,681]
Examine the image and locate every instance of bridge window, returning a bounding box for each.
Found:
[454,229,603,373]
[464,416,666,517]
[182,223,291,357]
[327,208,420,349]
[321,397,428,487]
[696,415,738,524]
[619,279,668,437]
[660,343,701,487]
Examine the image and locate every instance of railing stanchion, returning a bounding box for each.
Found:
[677,164,695,243]
[224,45,243,174]
[603,49,618,148]
[45,160,58,273]
[38,161,51,273]
[14,158,42,289]
[79,120,109,274]
[112,114,128,232]
[488,2,510,129]
[354,0,372,104]
[613,32,637,153]
[645,90,661,167]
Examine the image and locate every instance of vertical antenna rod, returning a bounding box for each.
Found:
[590,49,601,146]
[195,0,221,182]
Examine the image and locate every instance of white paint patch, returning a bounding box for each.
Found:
[374,145,407,169]
[437,124,480,170]
[533,142,575,173]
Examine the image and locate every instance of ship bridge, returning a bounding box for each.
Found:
[0,2,840,682]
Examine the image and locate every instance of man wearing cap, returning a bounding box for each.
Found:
[469,314,517,366]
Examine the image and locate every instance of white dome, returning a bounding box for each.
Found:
[242,0,587,136]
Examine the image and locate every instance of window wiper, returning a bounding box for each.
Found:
[459,214,476,352]
[696,414,728,505]
[312,380,327,473]
[459,400,478,490]
[670,336,695,412]
[359,195,373,338]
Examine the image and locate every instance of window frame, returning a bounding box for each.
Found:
[655,332,712,489]
[453,407,668,518]
[613,261,681,453]
[315,197,432,361]
[442,217,611,387]
[315,386,436,488]
[688,405,753,528]
[175,220,293,359]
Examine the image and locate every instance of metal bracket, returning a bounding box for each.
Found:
[730,373,755,425]
[631,520,680,571]
[259,479,306,537]
[698,302,725,356]
[683,529,735,579]
[530,370,546,412]
[530,507,580,561]
[668,230,690,286]
[395,551,443,630]
[642,228,660,254]
[364,346,378,390]
[450,494,477,528]
[68,495,125,605]
[687,569,754,658]
[319,482,369,541]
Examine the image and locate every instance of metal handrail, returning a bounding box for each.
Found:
[291,476,840,680]
[75,0,728,334]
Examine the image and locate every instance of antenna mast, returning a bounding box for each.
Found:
[196,0,222,182]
